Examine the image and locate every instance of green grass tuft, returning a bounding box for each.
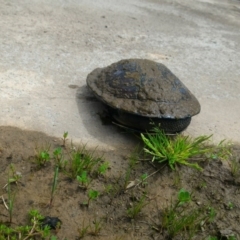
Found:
[141,127,212,170]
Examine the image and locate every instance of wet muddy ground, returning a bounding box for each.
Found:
[0,126,240,239]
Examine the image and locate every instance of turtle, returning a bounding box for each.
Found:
[86,59,200,133]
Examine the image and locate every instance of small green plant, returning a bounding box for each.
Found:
[104,184,113,195]
[1,167,20,224]
[50,166,59,207]
[228,202,234,210]
[228,158,240,178]
[207,237,218,240]
[78,218,102,238]
[228,236,237,240]
[177,188,191,203]
[173,171,182,188]
[34,143,51,167]
[7,175,15,224]
[103,177,125,200]
[77,171,91,189]
[127,195,148,219]
[209,139,232,161]
[0,209,56,239]
[84,189,99,207]
[139,173,148,186]
[141,127,212,170]
[28,209,51,238]
[78,221,90,239]
[161,189,216,239]
[197,181,207,190]
[62,131,68,147]
[50,236,58,240]
[97,162,109,175]
[53,147,67,169]
[65,147,102,180]
[123,151,139,190]
[3,164,22,189]
[89,218,102,236]
[123,167,133,190]
[206,207,216,223]
[128,150,139,169]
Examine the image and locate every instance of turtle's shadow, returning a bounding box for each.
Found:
[75,85,138,148]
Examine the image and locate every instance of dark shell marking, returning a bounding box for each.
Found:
[86,59,200,132]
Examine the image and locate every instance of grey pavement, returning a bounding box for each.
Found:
[0,0,240,150]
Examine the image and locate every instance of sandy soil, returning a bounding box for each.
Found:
[0,127,240,239]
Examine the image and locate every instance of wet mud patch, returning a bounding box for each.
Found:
[0,126,240,239]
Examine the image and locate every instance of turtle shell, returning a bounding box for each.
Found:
[86,59,200,120]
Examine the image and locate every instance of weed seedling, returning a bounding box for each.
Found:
[6,176,15,224]
[65,146,102,180]
[139,173,148,187]
[127,195,148,219]
[227,202,234,210]
[97,162,109,176]
[50,166,59,207]
[77,171,91,190]
[209,139,232,161]
[50,236,58,240]
[141,127,212,170]
[177,188,191,204]
[62,131,68,147]
[197,181,207,190]
[104,184,113,193]
[123,168,132,190]
[89,218,102,236]
[84,189,99,207]
[172,171,182,188]
[123,152,139,189]
[27,209,52,238]
[77,218,102,238]
[207,237,218,240]
[3,164,22,189]
[78,221,90,239]
[35,143,51,167]
[0,209,58,239]
[53,147,67,169]
[228,236,237,240]
[208,235,237,240]
[1,168,20,224]
[206,207,216,223]
[161,189,216,239]
[228,158,240,178]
